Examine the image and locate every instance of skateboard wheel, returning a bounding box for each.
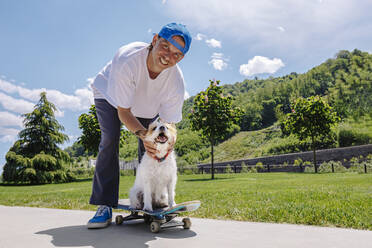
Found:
[182,218,191,229]
[144,214,151,224]
[150,221,161,233]
[115,215,124,225]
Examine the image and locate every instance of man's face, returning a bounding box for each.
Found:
[148,35,185,73]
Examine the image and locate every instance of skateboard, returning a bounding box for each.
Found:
[115,199,201,233]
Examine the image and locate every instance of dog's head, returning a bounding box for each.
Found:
[144,117,177,157]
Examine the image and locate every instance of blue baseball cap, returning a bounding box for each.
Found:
[158,23,192,55]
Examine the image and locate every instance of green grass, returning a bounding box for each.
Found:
[1,173,371,230]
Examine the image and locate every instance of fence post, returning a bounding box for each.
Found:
[234,164,237,173]
[267,164,270,172]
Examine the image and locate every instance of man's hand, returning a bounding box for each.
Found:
[143,139,158,159]
[135,129,158,159]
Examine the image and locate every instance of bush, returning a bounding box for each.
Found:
[249,166,258,173]
[338,129,371,147]
[179,168,196,175]
[348,156,372,173]
[318,161,347,173]
[294,158,304,171]
[255,162,264,172]
[303,161,314,173]
[241,162,249,173]
[225,164,234,174]
[69,167,94,178]
[120,169,135,176]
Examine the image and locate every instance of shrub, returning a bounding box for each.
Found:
[241,162,249,173]
[120,169,135,176]
[255,162,264,172]
[303,161,314,173]
[294,158,303,172]
[348,157,372,173]
[318,161,347,173]
[338,129,371,147]
[225,164,234,174]
[249,166,258,173]
[69,167,94,178]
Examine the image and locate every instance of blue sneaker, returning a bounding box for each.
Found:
[87,205,112,229]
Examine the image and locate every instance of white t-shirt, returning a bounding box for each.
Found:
[91,42,185,123]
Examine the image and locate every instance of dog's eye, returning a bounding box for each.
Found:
[152,127,156,131]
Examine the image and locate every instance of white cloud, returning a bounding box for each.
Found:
[206,38,222,48]
[162,0,167,4]
[239,56,284,76]
[0,127,19,143]
[0,92,35,114]
[0,112,23,127]
[0,79,93,112]
[208,53,228,71]
[184,90,190,100]
[55,108,64,118]
[195,33,207,41]
[162,0,372,52]
[277,26,285,32]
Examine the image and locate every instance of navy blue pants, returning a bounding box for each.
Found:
[89,99,156,207]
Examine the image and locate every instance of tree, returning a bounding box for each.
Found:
[78,105,101,156]
[281,96,339,173]
[2,92,72,184]
[78,104,133,156]
[189,80,242,179]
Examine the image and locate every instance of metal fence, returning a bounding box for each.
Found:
[89,159,139,170]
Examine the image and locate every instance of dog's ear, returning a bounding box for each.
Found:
[167,123,177,135]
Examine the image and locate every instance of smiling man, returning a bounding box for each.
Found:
[88,23,192,229]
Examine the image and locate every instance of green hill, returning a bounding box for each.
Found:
[174,49,372,165]
[67,49,372,165]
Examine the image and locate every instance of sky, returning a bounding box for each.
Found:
[1,0,371,173]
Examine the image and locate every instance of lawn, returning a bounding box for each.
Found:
[0,173,371,230]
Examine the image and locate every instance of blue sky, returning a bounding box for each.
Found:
[1,0,371,173]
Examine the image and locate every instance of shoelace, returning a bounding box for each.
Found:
[95,206,109,217]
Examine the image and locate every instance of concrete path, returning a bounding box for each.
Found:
[0,205,371,248]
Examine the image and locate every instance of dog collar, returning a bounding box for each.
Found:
[155,151,171,163]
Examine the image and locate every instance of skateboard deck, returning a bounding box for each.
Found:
[115,199,201,233]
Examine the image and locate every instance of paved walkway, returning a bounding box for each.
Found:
[0,205,371,248]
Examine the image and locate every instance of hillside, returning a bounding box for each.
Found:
[199,116,372,163]
[179,49,372,131]
[174,49,372,165]
[67,49,372,165]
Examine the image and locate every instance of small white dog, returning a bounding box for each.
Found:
[129,117,178,212]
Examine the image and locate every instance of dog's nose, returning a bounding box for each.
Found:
[159,126,165,131]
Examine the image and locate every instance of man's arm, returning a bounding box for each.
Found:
[117,107,157,157]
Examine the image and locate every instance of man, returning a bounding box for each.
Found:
[87,23,191,229]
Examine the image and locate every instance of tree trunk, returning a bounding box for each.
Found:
[211,142,215,180]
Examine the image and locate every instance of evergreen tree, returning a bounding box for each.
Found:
[2,92,73,184]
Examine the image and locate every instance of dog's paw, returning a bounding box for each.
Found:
[143,203,153,212]
[169,201,176,208]
[143,206,153,212]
